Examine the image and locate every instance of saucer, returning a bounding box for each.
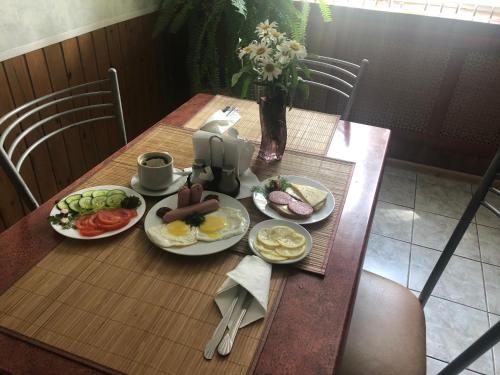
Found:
[130,170,187,197]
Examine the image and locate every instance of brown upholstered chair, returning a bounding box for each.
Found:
[338,147,500,375]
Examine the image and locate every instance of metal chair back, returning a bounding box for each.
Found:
[418,146,500,374]
[301,55,369,121]
[0,68,126,211]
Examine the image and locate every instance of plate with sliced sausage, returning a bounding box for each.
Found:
[48,185,146,239]
[144,187,250,256]
[252,176,335,224]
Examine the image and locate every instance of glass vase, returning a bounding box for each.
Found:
[256,84,287,162]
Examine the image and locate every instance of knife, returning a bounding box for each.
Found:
[217,290,252,356]
[203,287,242,360]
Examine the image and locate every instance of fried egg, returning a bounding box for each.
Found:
[147,220,197,247]
[196,207,246,242]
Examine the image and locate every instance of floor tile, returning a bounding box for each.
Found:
[371,201,413,242]
[379,172,416,208]
[413,211,480,261]
[489,314,500,375]
[418,172,472,192]
[409,245,486,310]
[426,356,477,374]
[362,234,411,286]
[483,264,500,315]
[384,164,417,181]
[478,225,500,267]
[425,296,494,374]
[476,190,500,230]
[416,173,472,219]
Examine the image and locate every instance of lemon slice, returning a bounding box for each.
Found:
[253,239,277,254]
[277,232,305,249]
[269,226,295,240]
[259,251,288,261]
[257,228,280,247]
[276,245,305,258]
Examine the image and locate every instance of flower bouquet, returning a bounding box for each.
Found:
[232,20,310,161]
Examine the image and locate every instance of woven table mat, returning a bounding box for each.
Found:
[0,228,286,375]
[112,127,354,275]
[182,95,339,156]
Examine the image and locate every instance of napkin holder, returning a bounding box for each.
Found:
[194,110,254,175]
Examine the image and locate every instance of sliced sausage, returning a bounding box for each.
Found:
[163,199,219,223]
[268,191,293,205]
[190,183,203,205]
[177,186,191,208]
[288,200,313,217]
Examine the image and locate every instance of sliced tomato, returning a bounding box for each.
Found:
[79,227,105,237]
[75,213,98,230]
[110,208,137,219]
[95,217,129,231]
[96,210,124,226]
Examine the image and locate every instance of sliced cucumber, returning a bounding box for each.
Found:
[91,196,107,210]
[78,197,93,210]
[65,194,82,204]
[82,191,93,197]
[92,190,108,197]
[56,200,69,210]
[106,194,125,208]
[69,200,83,213]
[107,189,126,196]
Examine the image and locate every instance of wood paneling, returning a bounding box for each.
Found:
[0,13,171,234]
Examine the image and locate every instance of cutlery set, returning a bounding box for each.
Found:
[204,286,250,359]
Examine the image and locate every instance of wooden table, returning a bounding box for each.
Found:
[0,94,390,374]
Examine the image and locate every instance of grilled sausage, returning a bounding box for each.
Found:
[189,183,203,205]
[163,199,219,223]
[177,186,191,208]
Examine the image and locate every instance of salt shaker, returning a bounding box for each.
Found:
[191,159,206,186]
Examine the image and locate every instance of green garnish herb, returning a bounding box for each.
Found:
[251,176,291,197]
[184,213,205,227]
[48,211,78,229]
[121,196,141,209]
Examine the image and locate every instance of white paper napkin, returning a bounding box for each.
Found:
[236,169,260,200]
[214,255,272,328]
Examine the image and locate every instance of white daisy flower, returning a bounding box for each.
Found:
[287,40,307,59]
[238,44,255,60]
[250,43,272,60]
[255,20,278,37]
[261,59,282,81]
[269,30,285,43]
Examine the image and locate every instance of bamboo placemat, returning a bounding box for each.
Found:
[112,127,354,275]
[182,95,339,156]
[0,228,286,375]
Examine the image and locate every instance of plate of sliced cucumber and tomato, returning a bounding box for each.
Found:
[49,185,146,239]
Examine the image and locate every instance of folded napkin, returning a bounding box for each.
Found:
[236,169,260,200]
[215,255,272,328]
[200,109,241,134]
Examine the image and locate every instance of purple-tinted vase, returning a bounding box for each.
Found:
[257,85,287,162]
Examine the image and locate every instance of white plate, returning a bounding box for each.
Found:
[248,219,312,264]
[130,169,187,197]
[252,176,335,224]
[49,185,146,240]
[144,191,250,256]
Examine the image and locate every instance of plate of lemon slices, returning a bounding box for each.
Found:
[248,219,312,264]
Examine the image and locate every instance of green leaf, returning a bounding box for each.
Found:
[318,0,333,22]
[230,0,247,18]
[241,76,252,98]
[231,71,243,87]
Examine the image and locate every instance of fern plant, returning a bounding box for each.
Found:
[153,0,332,94]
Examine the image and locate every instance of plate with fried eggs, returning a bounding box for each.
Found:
[248,219,312,264]
[144,191,250,256]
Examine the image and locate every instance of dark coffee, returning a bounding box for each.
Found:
[142,156,170,167]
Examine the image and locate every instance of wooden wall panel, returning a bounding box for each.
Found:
[0,13,169,234]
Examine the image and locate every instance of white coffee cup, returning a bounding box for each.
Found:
[137,152,174,190]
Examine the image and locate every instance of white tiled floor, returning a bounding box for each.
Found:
[363,163,500,375]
